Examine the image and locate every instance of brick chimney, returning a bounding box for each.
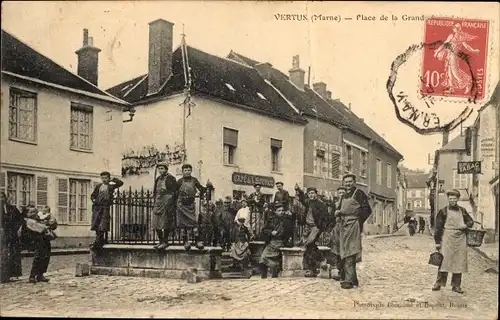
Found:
[326,90,332,100]
[289,55,305,91]
[313,82,327,99]
[75,29,101,86]
[147,19,174,95]
[255,62,273,80]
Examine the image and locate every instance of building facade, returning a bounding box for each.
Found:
[107,19,306,201]
[471,82,500,242]
[396,168,408,224]
[405,173,431,214]
[1,29,128,247]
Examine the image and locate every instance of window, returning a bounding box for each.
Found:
[69,179,90,223]
[345,145,353,172]
[223,127,238,165]
[70,103,93,151]
[6,172,34,209]
[9,88,37,142]
[315,149,326,175]
[415,190,421,197]
[387,163,392,188]
[271,138,282,172]
[376,158,382,185]
[360,151,367,177]
[313,141,342,179]
[411,189,416,197]
[414,200,423,208]
[453,169,468,190]
[407,201,412,210]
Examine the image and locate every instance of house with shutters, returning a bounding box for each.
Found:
[227,51,404,234]
[106,19,306,201]
[1,29,129,247]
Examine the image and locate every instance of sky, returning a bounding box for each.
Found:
[2,1,498,171]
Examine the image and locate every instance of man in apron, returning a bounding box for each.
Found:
[151,162,178,251]
[295,184,330,278]
[90,172,123,251]
[432,189,474,294]
[176,164,206,251]
[331,186,346,281]
[335,174,371,289]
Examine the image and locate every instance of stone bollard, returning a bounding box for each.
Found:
[185,267,201,283]
[75,263,90,277]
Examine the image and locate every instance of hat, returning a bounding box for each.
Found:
[181,163,193,170]
[156,162,168,169]
[446,189,461,197]
[306,187,318,194]
[275,181,284,186]
[223,196,232,203]
[342,173,356,181]
[254,183,262,188]
[100,171,111,177]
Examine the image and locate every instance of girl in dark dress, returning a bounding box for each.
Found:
[0,192,23,283]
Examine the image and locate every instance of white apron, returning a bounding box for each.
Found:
[440,208,468,273]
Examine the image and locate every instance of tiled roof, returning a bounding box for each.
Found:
[406,173,430,188]
[1,29,121,103]
[106,46,306,124]
[227,51,403,158]
[439,134,466,151]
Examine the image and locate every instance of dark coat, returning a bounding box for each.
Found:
[296,189,330,231]
[91,178,124,207]
[261,214,286,243]
[273,190,290,210]
[434,205,474,244]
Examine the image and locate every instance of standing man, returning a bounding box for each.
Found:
[248,184,266,236]
[432,189,474,294]
[335,174,371,289]
[331,186,346,281]
[151,162,178,251]
[176,164,206,251]
[90,171,123,251]
[295,184,330,278]
[273,182,293,245]
[273,182,290,211]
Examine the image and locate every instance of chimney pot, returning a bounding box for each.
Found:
[148,19,175,95]
[75,29,101,86]
[289,55,305,91]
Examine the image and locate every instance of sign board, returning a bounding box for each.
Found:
[457,161,481,174]
[232,172,275,188]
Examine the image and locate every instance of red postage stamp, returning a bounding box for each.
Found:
[421,17,490,100]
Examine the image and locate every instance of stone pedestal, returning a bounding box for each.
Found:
[280,246,331,277]
[249,241,266,274]
[90,244,222,279]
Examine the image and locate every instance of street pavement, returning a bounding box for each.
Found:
[1,233,497,319]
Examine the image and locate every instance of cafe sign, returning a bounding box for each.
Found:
[232,172,275,188]
[457,161,481,174]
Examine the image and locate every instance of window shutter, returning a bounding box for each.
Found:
[270,138,282,149]
[0,171,5,193]
[57,178,69,222]
[223,128,238,147]
[36,176,49,209]
[331,153,341,179]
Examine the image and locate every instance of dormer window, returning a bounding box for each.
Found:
[257,92,266,100]
[225,83,235,91]
[121,84,133,92]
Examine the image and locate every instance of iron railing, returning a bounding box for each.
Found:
[107,188,333,248]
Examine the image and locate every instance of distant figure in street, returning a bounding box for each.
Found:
[295,184,330,278]
[432,189,474,294]
[259,202,286,278]
[418,216,426,233]
[408,217,417,236]
[90,172,123,251]
[0,192,23,283]
[331,186,346,281]
[176,164,206,251]
[333,174,372,289]
[151,162,178,251]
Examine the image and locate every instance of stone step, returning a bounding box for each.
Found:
[221,272,250,279]
[221,266,242,273]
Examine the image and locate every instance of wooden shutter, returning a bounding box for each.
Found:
[331,153,341,179]
[0,171,5,194]
[223,127,238,147]
[57,178,69,222]
[36,176,49,209]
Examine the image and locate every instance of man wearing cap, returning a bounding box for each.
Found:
[248,184,266,236]
[295,183,330,277]
[259,201,286,278]
[335,174,371,289]
[273,182,290,211]
[176,163,206,250]
[432,189,474,294]
[273,182,294,245]
[151,162,178,250]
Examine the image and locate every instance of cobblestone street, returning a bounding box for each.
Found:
[1,234,497,319]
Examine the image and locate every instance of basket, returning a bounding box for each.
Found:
[428,251,443,267]
[466,221,486,248]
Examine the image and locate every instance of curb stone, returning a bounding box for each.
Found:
[21,248,90,258]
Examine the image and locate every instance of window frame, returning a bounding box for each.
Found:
[6,171,35,209]
[223,144,236,165]
[360,150,368,178]
[8,87,38,144]
[70,102,94,152]
[68,178,91,224]
[376,158,382,185]
[345,144,353,173]
[271,146,281,172]
[386,163,392,188]
[452,168,468,190]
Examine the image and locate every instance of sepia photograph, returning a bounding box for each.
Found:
[0,1,499,318]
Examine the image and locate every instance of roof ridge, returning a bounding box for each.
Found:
[186,45,254,69]
[1,28,125,103]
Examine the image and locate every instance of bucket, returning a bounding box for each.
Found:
[466,221,486,248]
[428,251,443,267]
